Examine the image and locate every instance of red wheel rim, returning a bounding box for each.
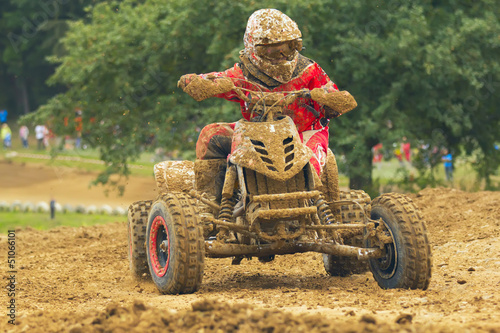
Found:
[149,215,170,277]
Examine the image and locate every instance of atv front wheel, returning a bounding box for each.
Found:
[367,193,431,289]
[146,193,205,294]
[128,200,152,279]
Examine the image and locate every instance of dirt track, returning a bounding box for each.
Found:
[0,160,158,208]
[1,168,500,332]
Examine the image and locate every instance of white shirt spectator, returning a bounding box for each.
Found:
[35,125,46,140]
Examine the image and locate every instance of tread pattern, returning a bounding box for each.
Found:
[323,190,371,277]
[370,193,432,290]
[339,190,371,223]
[128,200,153,278]
[154,192,204,294]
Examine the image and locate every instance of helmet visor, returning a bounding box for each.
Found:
[255,39,303,61]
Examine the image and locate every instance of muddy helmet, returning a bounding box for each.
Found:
[243,9,303,83]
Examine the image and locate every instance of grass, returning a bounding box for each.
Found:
[7,154,155,177]
[2,136,157,177]
[0,211,126,234]
[372,157,499,192]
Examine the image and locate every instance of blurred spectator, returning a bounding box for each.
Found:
[401,137,411,162]
[19,125,29,148]
[75,108,83,149]
[0,109,7,124]
[35,124,47,150]
[1,123,12,148]
[393,143,403,164]
[43,126,52,148]
[372,143,383,163]
[442,149,453,182]
[419,142,430,167]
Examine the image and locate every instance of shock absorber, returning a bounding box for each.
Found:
[315,195,344,244]
[217,164,239,242]
[217,194,237,241]
[218,195,237,222]
[218,164,237,223]
[315,195,335,225]
[315,195,342,243]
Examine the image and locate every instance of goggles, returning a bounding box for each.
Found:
[255,39,303,61]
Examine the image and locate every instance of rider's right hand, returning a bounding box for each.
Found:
[178,75,236,102]
[177,74,197,90]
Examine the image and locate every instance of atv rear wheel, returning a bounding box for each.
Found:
[322,190,371,277]
[127,200,152,279]
[146,193,205,294]
[339,190,371,223]
[367,193,431,289]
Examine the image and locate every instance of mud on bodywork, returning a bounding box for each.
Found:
[229,116,312,182]
[154,160,195,194]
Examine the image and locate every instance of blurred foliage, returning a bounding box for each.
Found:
[12,0,500,192]
[0,0,104,116]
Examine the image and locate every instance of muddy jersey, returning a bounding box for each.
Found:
[201,54,339,133]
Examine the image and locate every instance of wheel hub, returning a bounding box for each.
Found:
[373,224,397,279]
[160,240,168,252]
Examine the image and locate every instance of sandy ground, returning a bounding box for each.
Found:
[0,161,499,332]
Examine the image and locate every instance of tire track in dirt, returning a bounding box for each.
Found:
[0,188,499,332]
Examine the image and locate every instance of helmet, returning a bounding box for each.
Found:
[243,9,303,83]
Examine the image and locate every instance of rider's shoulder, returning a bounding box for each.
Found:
[294,54,319,77]
[298,54,315,66]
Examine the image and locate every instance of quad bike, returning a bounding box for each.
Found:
[127,82,432,294]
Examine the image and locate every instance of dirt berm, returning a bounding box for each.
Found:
[0,187,499,332]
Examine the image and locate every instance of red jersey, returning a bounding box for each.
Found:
[202,60,339,133]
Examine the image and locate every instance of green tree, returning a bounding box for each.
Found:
[308,0,500,192]
[24,0,500,193]
[0,0,103,117]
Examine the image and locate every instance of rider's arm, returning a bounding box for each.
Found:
[177,64,245,102]
[307,64,357,118]
[310,89,357,118]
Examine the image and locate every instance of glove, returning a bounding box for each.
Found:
[177,74,197,90]
[178,75,235,102]
[310,88,357,118]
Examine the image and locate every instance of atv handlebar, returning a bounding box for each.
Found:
[206,76,314,122]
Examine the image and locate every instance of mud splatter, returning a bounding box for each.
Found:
[0,188,499,332]
[154,160,194,193]
[182,76,235,102]
[243,9,302,83]
[310,89,357,116]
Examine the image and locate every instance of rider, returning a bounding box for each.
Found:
[178,8,357,197]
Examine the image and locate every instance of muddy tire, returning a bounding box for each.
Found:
[339,190,371,223]
[146,192,205,294]
[367,193,431,290]
[323,190,371,277]
[128,200,152,279]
